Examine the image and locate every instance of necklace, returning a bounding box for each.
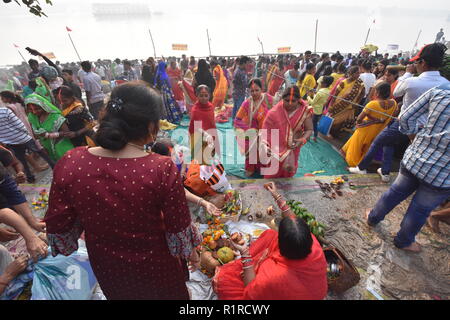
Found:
[127,142,145,151]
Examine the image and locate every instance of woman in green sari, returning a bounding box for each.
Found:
[25,94,74,162]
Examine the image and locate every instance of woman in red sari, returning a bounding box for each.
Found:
[213,182,328,300]
[167,60,185,102]
[189,85,220,162]
[234,78,273,177]
[267,60,285,96]
[44,82,202,300]
[260,86,313,179]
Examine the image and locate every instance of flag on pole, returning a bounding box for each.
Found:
[13,43,19,48]
[66,26,72,32]
[373,19,376,24]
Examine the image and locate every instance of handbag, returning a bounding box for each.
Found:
[323,246,360,294]
[317,114,334,136]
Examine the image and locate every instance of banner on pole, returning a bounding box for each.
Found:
[386,44,399,50]
[38,52,56,60]
[172,44,188,51]
[277,47,291,53]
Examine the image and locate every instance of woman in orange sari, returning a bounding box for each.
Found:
[260,86,313,179]
[167,60,185,102]
[234,79,273,177]
[210,60,228,109]
[213,182,327,300]
[266,60,285,96]
[341,82,397,167]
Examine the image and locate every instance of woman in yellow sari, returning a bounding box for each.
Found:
[328,66,365,137]
[341,82,397,167]
[210,60,228,109]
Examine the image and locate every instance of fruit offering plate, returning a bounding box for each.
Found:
[197,220,270,277]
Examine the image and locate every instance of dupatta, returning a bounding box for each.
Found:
[261,100,312,163]
[26,94,74,160]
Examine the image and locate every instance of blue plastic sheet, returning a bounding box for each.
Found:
[31,240,97,300]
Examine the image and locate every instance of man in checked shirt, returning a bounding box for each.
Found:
[365,81,450,252]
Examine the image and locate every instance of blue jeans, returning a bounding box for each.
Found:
[312,114,322,138]
[232,95,245,120]
[358,120,407,175]
[368,166,450,248]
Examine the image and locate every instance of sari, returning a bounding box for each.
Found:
[213,229,328,300]
[212,65,228,109]
[267,67,284,96]
[261,100,312,179]
[34,77,54,104]
[234,94,273,173]
[167,67,185,101]
[179,79,197,116]
[341,99,397,167]
[328,78,365,135]
[61,100,95,147]
[25,94,74,162]
[155,62,183,124]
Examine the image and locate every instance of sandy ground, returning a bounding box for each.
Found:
[17,167,449,300]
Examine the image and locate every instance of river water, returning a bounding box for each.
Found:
[1,0,449,65]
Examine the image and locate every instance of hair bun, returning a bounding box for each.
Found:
[95,119,128,150]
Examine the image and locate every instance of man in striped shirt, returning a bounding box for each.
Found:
[365,82,450,252]
[0,108,54,183]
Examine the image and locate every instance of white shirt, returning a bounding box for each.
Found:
[393,71,448,108]
[77,69,87,83]
[83,72,105,104]
[359,72,376,97]
[394,70,449,126]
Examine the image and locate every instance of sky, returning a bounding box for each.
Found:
[1,0,449,66]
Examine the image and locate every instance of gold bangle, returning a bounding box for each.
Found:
[242,265,254,269]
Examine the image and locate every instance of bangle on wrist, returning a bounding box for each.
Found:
[242,265,254,270]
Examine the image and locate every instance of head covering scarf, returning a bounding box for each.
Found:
[155,61,171,88]
[25,94,74,161]
[41,66,58,82]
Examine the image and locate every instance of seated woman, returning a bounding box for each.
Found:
[25,94,74,162]
[53,86,96,147]
[234,78,273,177]
[184,132,231,199]
[343,82,397,167]
[213,182,328,300]
[327,66,365,137]
[260,86,313,179]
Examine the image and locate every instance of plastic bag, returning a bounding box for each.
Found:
[31,240,98,300]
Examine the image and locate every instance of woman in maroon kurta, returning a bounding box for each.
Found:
[44,82,202,300]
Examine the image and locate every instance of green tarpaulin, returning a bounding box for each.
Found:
[167,115,349,179]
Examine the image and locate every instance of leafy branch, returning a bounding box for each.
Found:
[3,0,53,17]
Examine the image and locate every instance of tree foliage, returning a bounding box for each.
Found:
[2,0,53,17]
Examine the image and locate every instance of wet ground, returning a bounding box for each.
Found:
[232,174,450,300]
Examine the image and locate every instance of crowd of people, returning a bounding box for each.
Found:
[0,40,448,299]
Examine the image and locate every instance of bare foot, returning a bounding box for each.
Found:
[3,255,28,280]
[427,216,441,233]
[365,209,375,226]
[400,242,422,253]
